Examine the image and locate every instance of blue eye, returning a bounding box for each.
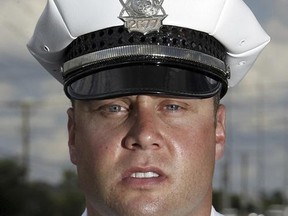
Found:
[165,104,181,111]
[108,105,123,112]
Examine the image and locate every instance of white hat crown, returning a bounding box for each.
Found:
[27,0,270,88]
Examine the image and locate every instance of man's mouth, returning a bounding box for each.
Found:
[130,172,160,178]
[121,167,166,188]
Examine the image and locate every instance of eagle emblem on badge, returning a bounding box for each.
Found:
[119,0,167,34]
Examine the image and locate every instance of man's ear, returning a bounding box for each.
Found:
[215,104,226,161]
[67,107,78,165]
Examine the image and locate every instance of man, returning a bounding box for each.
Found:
[27,0,270,215]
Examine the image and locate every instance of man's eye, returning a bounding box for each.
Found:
[107,105,124,112]
[165,104,181,111]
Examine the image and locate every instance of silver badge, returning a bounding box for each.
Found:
[119,0,167,34]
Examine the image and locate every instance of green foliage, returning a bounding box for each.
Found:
[0,159,27,215]
[0,159,85,216]
[213,190,288,215]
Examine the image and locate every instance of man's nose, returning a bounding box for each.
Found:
[122,108,163,151]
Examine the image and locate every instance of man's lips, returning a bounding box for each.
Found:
[121,167,167,187]
[122,167,165,178]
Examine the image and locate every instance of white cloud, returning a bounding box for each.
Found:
[0,82,18,101]
[28,124,73,183]
[0,0,46,56]
[238,41,288,88]
[31,127,69,162]
[37,78,70,103]
[266,19,288,41]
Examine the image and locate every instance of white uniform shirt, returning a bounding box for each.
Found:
[81,206,224,216]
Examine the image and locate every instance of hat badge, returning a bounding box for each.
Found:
[119,0,167,34]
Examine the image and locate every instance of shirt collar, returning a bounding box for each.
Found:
[81,206,223,216]
[81,209,87,216]
[211,206,224,216]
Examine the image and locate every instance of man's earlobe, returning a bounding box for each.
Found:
[67,108,78,165]
[215,104,226,160]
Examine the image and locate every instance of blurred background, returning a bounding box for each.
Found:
[0,0,287,215]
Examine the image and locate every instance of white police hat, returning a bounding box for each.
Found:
[27,0,270,99]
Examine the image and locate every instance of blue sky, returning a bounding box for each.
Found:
[0,0,287,199]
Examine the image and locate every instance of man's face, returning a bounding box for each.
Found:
[67,95,226,216]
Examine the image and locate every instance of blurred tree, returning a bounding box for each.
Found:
[0,159,27,215]
[0,159,84,216]
[212,191,223,210]
[269,191,286,205]
[56,170,85,216]
[23,182,57,216]
[262,190,287,210]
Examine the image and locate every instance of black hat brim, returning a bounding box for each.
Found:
[65,63,225,100]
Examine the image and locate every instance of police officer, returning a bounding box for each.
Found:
[28,0,270,215]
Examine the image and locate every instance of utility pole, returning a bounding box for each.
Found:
[2,100,42,179]
[256,81,265,212]
[1,98,68,181]
[241,152,249,213]
[284,116,288,200]
[21,102,31,174]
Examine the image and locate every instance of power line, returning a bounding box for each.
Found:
[0,100,68,180]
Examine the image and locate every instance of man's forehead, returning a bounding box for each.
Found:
[73,94,215,107]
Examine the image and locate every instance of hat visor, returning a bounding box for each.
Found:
[64,64,224,100]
